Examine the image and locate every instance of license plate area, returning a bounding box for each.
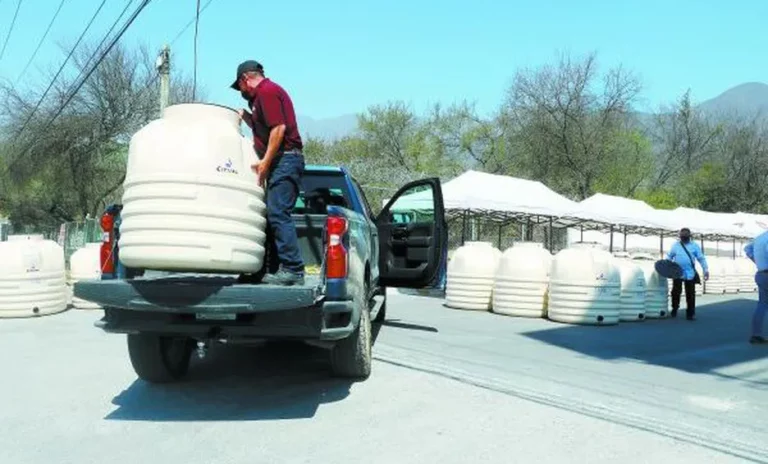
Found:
[195,313,237,321]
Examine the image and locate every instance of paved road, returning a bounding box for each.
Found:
[1,292,765,464]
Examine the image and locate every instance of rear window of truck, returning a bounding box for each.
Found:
[292,171,354,215]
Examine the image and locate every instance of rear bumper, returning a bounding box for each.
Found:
[96,300,355,341]
[74,275,357,341]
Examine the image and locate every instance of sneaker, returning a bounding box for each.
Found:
[670,310,678,318]
[749,336,767,345]
[263,268,305,286]
[686,315,696,321]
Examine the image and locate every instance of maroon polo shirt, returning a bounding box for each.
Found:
[249,78,303,158]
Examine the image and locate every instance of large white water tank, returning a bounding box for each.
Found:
[0,236,68,318]
[119,103,268,273]
[69,243,102,310]
[631,253,669,318]
[492,242,552,318]
[615,259,646,322]
[735,257,757,293]
[704,257,727,294]
[548,244,621,325]
[445,242,502,311]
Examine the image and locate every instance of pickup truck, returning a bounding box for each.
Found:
[74,165,447,383]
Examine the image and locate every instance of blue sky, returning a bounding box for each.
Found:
[0,0,766,119]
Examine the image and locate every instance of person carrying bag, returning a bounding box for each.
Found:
[666,228,710,320]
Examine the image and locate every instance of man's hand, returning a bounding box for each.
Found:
[251,160,269,187]
[704,271,710,281]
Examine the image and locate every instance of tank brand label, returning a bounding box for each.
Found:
[216,158,239,175]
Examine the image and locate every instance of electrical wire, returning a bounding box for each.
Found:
[69,0,135,89]
[14,0,108,139]
[136,0,216,100]
[0,0,23,62]
[16,0,68,82]
[46,0,154,129]
[192,0,201,101]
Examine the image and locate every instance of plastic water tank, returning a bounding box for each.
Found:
[723,259,740,294]
[119,103,268,273]
[631,253,668,318]
[445,242,502,311]
[548,244,621,325]
[0,235,68,318]
[735,257,757,293]
[69,243,102,310]
[492,242,552,318]
[615,259,646,322]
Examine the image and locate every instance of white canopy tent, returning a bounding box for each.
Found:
[557,193,669,234]
[389,170,578,223]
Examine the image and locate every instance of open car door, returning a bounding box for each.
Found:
[376,178,447,288]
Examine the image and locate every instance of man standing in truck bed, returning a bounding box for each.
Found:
[231,60,305,286]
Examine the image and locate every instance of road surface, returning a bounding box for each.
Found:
[1,291,765,463]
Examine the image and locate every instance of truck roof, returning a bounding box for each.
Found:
[304,164,345,174]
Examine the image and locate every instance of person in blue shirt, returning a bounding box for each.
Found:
[744,230,768,345]
[666,228,709,320]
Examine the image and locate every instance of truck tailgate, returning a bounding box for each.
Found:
[73,273,323,314]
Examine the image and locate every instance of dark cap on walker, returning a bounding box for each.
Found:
[230,60,264,90]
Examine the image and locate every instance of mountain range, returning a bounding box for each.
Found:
[296,82,768,141]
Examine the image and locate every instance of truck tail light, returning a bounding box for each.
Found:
[100,211,117,275]
[326,216,348,279]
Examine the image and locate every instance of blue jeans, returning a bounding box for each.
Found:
[266,152,305,273]
[754,272,768,337]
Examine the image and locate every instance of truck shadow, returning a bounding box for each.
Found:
[105,341,355,422]
[521,298,768,388]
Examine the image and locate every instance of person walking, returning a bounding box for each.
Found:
[744,230,768,344]
[231,60,305,286]
[666,228,709,320]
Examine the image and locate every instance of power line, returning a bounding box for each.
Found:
[14,0,108,139]
[192,0,201,101]
[46,0,154,129]
[136,0,216,100]
[15,0,68,83]
[71,0,135,88]
[0,0,23,61]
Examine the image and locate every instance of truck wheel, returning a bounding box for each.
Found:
[330,300,372,380]
[373,287,387,323]
[127,334,194,384]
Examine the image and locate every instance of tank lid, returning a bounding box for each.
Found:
[162,103,239,126]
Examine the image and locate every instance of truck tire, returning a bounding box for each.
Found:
[127,334,194,384]
[330,300,372,380]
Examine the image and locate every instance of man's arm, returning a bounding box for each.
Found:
[666,244,676,261]
[745,242,755,263]
[694,245,709,274]
[259,90,288,169]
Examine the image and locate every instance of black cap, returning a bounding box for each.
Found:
[230,60,264,90]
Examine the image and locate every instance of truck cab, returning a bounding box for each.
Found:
[74,165,447,383]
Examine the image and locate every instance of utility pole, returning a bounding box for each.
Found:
[156,44,170,115]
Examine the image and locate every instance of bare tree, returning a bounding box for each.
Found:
[504,52,642,199]
[0,42,200,228]
[650,89,721,188]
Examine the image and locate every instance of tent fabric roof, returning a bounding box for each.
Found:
[556,193,666,233]
[388,170,767,239]
[391,170,578,223]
